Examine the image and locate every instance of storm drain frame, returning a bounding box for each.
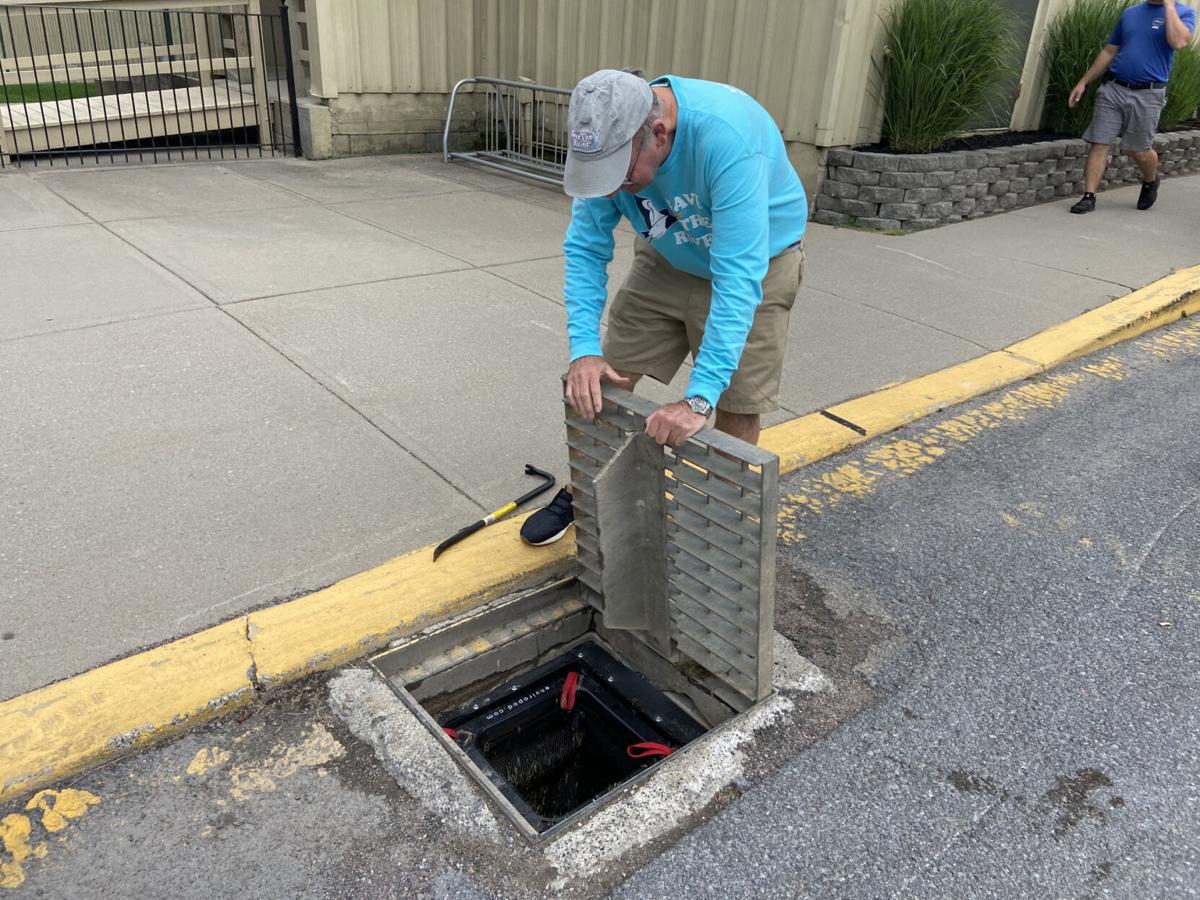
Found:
[439,641,705,833]
[371,385,779,839]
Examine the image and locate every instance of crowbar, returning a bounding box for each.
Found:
[432,464,556,561]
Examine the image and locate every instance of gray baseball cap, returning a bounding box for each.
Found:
[563,69,654,199]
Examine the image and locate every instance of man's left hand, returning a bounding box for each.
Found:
[644,401,707,447]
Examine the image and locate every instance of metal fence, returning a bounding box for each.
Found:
[443,76,569,186]
[0,3,301,167]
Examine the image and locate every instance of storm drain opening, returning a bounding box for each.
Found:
[440,641,706,833]
[371,386,780,841]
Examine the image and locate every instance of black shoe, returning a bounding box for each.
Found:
[1070,193,1096,214]
[1137,176,1160,210]
[520,487,574,546]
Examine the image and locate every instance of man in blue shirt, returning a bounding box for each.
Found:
[1068,0,1196,214]
[520,68,808,547]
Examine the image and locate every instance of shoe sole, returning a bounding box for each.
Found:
[1070,207,1093,214]
[522,522,573,546]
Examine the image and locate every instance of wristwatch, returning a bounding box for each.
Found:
[685,396,713,417]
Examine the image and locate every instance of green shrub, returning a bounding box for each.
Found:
[879,0,1020,153]
[1162,42,1200,130]
[1043,0,1133,135]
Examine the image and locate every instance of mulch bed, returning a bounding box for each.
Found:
[856,123,1200,155]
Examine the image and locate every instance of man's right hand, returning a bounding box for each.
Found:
[1068,82,1087,108]
[565,356,636,420]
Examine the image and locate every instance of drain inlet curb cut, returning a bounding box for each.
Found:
[3,263,1199,806]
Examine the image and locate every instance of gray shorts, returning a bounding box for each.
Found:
[1082,79,1166,152]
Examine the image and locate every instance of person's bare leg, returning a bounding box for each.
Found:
[715,410,761,445]
[1083,142,1110,193]
[1128,147,1158,181]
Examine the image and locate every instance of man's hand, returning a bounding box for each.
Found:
[565,356,636,420]
[1068,81,1087,108]
[644,400,707,447]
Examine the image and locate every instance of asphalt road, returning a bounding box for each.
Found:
[617,317,1200,898]
[5,317,1198,898]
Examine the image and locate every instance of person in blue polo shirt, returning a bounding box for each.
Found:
[1068,0,1196,214]
[519,68,808,547]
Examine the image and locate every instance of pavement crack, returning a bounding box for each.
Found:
[242,617,263,693]
[1116,490,1200,603]
[875,245,961,274]
[893,796,1006,896]
[811,284,993,353]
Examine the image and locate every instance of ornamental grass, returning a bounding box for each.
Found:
[880,0,1020,153]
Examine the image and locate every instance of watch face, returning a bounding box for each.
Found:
[687,397,711,416]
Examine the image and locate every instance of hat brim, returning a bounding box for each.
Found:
[563,139,635,199]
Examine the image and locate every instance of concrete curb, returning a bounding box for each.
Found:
[763,264,1200,473]
[0,522,574,803]
[2,263,1199,805]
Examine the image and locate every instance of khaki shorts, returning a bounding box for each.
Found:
[601,239,804,414]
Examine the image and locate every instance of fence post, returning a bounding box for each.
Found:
[0,115,11,167]
[243,0,271,152]
[279,0,302,156]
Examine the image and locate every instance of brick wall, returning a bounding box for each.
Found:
[813,131,1200,231]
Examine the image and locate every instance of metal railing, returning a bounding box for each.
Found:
[443,76,570,187]
[0,3,301,167]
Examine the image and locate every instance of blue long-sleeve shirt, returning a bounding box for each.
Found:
[562,75,808,409]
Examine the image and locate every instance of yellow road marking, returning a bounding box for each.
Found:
[24,790,100,834]
[228,725,343,801]
[186,747,231,777]
[779,370,1091,542]
[1,790,99,889]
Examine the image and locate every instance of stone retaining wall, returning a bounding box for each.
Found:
[813,130,1200,231]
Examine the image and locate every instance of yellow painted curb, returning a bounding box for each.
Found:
[2,264,1198,807]
[248,517,575,687]
[762,352,1042,476]
[1008,263,1200,367]
[766,263,1200,476]
[0,515,573,805]
[0,619,254,803]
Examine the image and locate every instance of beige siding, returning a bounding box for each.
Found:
[314,0,894,147]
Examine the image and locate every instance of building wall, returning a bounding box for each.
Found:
[293,0,1198,187]
[297,0,897,191]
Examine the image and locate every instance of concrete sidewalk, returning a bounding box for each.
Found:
[2,154,1198,701]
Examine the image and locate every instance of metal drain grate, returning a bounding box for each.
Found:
[565,386,779,710]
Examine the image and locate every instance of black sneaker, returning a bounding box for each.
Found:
[520,487,574,546]
[1070,193,1096,214]
[1137,176,1160,210]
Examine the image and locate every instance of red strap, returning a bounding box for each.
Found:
[443,726,460,741]
[627,741,674,759]
[560,671,580,711]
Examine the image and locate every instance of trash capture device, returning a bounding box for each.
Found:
[372,386,778,839]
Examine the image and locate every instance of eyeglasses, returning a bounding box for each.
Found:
[619,142,643,188]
